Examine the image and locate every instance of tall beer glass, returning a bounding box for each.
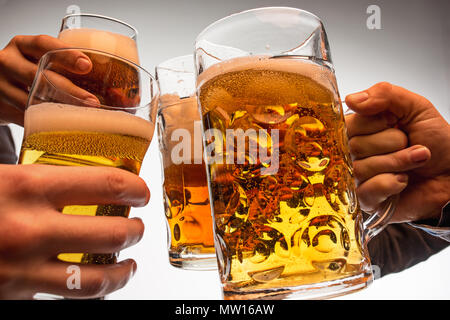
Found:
[195,7,396,299]
[58,13,139,64]
[156,55,216,270]
[19,48,158,265]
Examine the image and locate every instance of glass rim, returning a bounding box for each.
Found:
[156,54,195,74]
[31,47,158,111]
[195,6,323,45]
[61,13,138,38]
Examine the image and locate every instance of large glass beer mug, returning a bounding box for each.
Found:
[20,48,158,265]
[195,7,396,299]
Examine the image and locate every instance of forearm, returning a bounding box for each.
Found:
[368,222,449,277]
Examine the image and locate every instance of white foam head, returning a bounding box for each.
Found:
[197,55,338,94]
[58,28,139,64]
[24,102,154,141]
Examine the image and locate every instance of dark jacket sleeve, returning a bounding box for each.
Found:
[368,222,449,277]
[0,126,17,164]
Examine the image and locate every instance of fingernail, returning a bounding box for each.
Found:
[410,147,430,163]
[348,92,369,104]
[396,174,408,183]
[85,97,99,106]
[75,57,91,72]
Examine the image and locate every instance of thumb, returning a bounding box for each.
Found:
[345,82,437,131]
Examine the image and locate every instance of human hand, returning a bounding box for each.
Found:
[0,35,93,125]
[345,82,450,223]
[0,164,150,299]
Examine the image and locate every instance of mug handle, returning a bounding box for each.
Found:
[343,102,397,243]
[362,194,398,243]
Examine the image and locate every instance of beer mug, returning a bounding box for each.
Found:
[59,13,140,64]
[155,55,216,270]
[20,48,159,265]
[195,7,396,299]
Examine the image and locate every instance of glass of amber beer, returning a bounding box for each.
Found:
[19,48,158,265]
[195,7,396,299]
[155,55,216,270]
[59,13,140,64]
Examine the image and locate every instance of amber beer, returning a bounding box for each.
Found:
[19,103,153,264]
[158,96,215,268]
[198,57,366,298]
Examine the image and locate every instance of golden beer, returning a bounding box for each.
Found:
[19,102,153,264]
[198,57,367,298]
[158,96,215,268]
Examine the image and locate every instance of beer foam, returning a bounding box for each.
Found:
[197,55,337,94]
[24,102,154,141]
[158,95,203,167]
[159,94,200,123]
[59,28,139,64]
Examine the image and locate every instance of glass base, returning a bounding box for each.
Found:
[222,271,373,300]
[169,251,218,270]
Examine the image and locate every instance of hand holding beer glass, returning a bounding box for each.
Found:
[195,7,396,299]
[19,48,159,265]
[155,55,216,270]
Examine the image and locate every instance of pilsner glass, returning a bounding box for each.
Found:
[195,7,396,299]
[155,55,217,270]
[19,48,158,265]
[58,13,139,64]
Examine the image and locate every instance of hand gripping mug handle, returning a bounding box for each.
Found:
[343,103,397,243]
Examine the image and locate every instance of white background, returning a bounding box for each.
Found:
[0,0,448,299]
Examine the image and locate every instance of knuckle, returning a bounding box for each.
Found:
[32,34,50,47]
[348,137,364,158]
[110,222,129,250]
[0,216,40,258]
[84,271,108,298]
[0,50,6,66]
[352,160,364,181]
[9,35,24,46]
[106,171,128,201]
[374,81,393,94]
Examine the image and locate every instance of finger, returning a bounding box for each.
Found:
[345,112,396,138]
[0,81,26,125]
[11,35,92,74]
[27,259,136,299]
[345,82,438,130]
[0,46,40,87]
[17,165,150,208]
[356,173,408,212]
[353,145,431,183]
[0,79,28,109]
[348,128,408,160]
[0,101,24,126]
[42,216,145,255]
[40,69,100,105]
